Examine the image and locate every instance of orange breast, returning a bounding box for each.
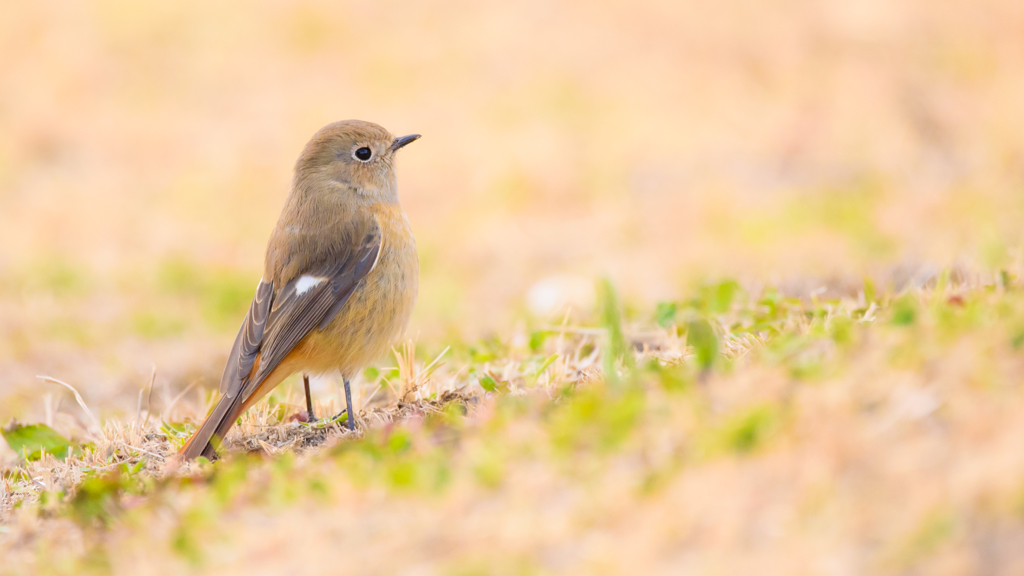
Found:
[291,203,419,378]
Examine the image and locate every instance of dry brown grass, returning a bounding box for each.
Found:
[5,278,1024,574]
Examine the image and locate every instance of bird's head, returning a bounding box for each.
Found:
[293,119,420,205]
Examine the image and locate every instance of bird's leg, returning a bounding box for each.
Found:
[343,377,355,431]
[303,374,315,422]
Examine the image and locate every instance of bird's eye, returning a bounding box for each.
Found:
[354,147,373,162]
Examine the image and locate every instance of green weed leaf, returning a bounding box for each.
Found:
[2,423,75,461]
[598,278,633,384]
[686,319,719,370]
[654,301,678,327]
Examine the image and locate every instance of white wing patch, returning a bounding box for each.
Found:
[295,276,326,295]
[370,215,384,272]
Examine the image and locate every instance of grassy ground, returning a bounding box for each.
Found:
[5,273,1024,575]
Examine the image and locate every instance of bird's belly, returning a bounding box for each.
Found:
[294,234,418,378]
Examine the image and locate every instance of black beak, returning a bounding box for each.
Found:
[390,134,421,151]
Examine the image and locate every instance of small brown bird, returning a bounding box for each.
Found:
[179,120,420,460]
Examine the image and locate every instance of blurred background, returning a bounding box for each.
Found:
[1,0,1022,419]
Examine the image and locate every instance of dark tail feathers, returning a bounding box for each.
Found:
[179,392,245,461]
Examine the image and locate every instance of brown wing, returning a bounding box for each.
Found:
[219,280,274,398]
[218,216,382,402]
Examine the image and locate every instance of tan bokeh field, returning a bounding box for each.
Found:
[3,1,1024,574]
[2,0,1021,416]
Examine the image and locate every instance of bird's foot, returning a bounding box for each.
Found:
[292,408,354,430]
